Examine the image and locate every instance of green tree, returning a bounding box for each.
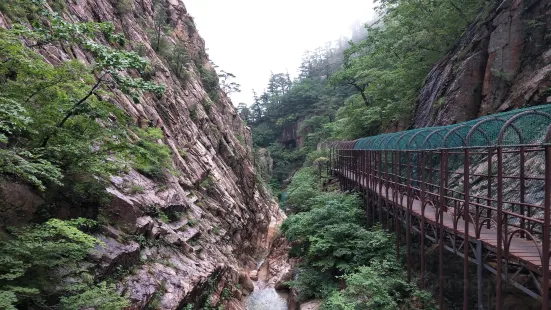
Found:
[237,103,251,123]
[151,2,170,52]
[0,3,168,200]
[169,39,190,79]
[329,0,489,138]
[218,70,241,94]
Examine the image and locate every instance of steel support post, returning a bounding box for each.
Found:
[496,146,503,310]
[464,148,470,310]
[542,146,551,310]
[477,239,484,310]
[439,150,447,310]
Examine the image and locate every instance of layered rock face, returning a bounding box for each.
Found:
[414,0,551,127]
[0,0,283,308]
[277,117,311,148]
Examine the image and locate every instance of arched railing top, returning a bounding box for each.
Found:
[344,104,551,151]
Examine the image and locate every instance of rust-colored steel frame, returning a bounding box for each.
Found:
[330,143,551,310]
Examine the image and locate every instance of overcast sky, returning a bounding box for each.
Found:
[184,0,376,105]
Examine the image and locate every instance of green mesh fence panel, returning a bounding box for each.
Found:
[352,104,551,150]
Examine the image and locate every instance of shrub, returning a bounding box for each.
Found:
[115,0,133,15]
[190,106,198,122]
[199,66,219,102]
[323,262,436,310]
[0,219,128,309]
[60,282,129,310]
[129,184,145,194]
[130,127,172,179]
[283,167,319,212]
[282,166,432,308]
[200,174,214,189]
[289,267,338,301]
[202,97,213,114]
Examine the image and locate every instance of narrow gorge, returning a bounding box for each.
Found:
[1,0,550,309]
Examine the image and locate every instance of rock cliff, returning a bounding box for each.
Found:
[0,0,283,309]
[414,0,551,127]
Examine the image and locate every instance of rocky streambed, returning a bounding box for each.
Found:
[244,236,295,310]
[245,273,288,310]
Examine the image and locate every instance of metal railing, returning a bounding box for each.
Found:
[330,105,551,310]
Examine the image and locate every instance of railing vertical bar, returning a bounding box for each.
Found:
[520,146,526,238]
[387,150,392,230]
[464,148,470,310]
[406,151,412,283]
[477,239,484,310]
[420,150,426,289]
[439,149,447,310]
[496,146,503,310]
[487,148,492,229]
[378,151,384,229]
[394,152,400,260]
[542,146,551,310]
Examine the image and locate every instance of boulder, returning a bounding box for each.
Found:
[249,269,258,281]
[300,300,322,310]
[238,272,254,294]
[135,216,154,235]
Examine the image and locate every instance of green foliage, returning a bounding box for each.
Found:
[289,267,339,301]
[267,143,307,184]
[188,218,199,227]
[202,97,214,114]
[60,282,129,310]
[115,0,133,15]
[237,103,251,123]
[200,174,215,189]
[0,3,167,208]
[0,149,62,191]
[146,284,166,310]
[218,70,241,94]
[129,184,145,194]
[0,219,128,309]
[0,0,65,21]
[129,127,172,179]
[329,0,488,139]
[157,210,170,223]
[165,39,190,81]
[247,48,354,187]
[199,65,220,102]
[282,189,393,273]
[151,2,170,52]
[213,226,221,235]
[251,123,277,147]
[283,167,319,212]
[282,166,434,308]
[0,290,17,310]
[323,263,436,310]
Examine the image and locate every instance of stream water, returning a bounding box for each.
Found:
[244,281,288,310]
[244,254,289,309]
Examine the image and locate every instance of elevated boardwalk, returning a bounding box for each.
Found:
[331,104,551,310]
[337,169,546,271]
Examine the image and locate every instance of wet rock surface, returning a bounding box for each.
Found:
[244,234,296,310]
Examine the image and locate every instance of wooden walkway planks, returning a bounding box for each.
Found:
[338,169,546,271]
